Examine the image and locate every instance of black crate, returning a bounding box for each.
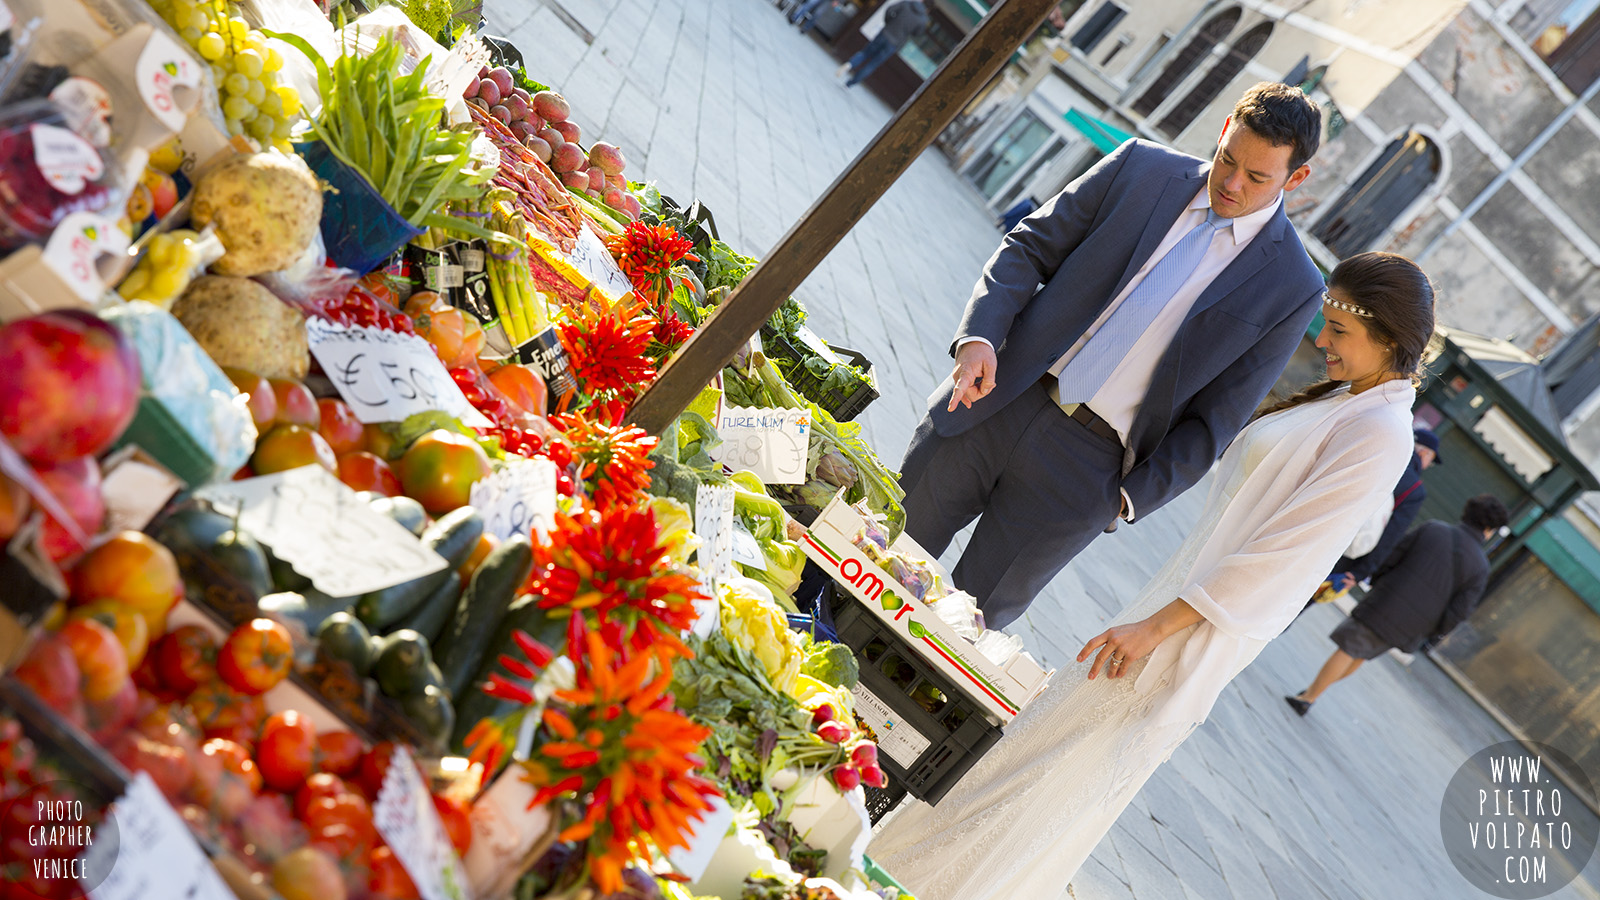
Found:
[760,328,879,422]
[862,780,908,825]
[825,586,1003,808]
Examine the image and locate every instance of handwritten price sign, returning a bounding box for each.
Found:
[86,773,233,900]
[373,746,467,900]
[565,227,636,303]
[307,319,489,426]
[196,466,447,597]
[469,457,558,541]
[707,406,811,485]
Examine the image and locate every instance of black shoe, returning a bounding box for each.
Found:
[1285,695,1312,717]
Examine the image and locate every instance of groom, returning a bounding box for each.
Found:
[902,82,1327,629]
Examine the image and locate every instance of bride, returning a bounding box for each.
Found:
[867,251,1437,899]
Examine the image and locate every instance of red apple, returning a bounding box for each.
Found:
[224,368,278,431]
[0,310,140,465]
[316,399,364,455]
[269,379,320,429]
[33,456,106,563]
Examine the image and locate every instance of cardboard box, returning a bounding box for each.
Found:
[799,496,1051,721]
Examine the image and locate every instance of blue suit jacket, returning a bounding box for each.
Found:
[933,139,1325,519]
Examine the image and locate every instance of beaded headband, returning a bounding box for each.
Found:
[1323,291,1374,318]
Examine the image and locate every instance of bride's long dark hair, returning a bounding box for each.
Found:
[1256,252,1436,418]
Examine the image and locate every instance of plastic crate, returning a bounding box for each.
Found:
[825,585,1004,808]
[760,327,879,422]
[111,395,219,487]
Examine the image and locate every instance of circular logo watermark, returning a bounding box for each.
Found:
[1440,741,1600,898]
[0,779,122,897]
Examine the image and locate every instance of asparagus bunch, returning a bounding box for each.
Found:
[485,188,548,345]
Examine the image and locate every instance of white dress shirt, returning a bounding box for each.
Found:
[959,187,1283,520]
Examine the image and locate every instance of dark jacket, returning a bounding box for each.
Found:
[1336,451,1427,583]
[1351,520,1489,652]
[935,140,1324,519]
[880,1,930,47]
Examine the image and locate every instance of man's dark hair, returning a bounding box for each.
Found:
[1230,82,1322,172]
[1462,494,1509,533]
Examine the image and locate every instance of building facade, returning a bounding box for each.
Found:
[948,1,1600,461]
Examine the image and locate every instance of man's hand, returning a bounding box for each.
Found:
[948,341,998,412]
[1335,572,1356,593]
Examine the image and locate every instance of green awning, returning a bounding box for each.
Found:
[1064,109,1135,155]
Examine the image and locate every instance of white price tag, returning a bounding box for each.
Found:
[372,746,467,900]
[307,319,490,427]
[730,521,766,571]
[135,30,202,131]
[85,772,234,900]
[706,406,811,485]
[30,124,104,194]
[695,483,736,586]
[195,466,447,597]
[42,212,128,301]
[469,457,558,541]
[566,227,636,302]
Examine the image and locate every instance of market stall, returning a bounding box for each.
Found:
[0,1,1056,898]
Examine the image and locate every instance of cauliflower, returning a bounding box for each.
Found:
[719,577,805,695]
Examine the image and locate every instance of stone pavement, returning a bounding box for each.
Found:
[484,1,1600,896]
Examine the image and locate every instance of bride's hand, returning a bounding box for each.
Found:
[1078,619,1165,680]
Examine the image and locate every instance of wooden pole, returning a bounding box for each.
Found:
[627,0,1060,434]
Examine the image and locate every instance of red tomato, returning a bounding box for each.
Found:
[223,368,278,430]
[355,742,411,799]
[108,732,192,801]
[256,709,316,791]
[317,398,365,455]
[303,792,375,852]
[186,681,266,748]
[294,772,350,820]
[269,379,320,428]
[395,429,491,515]
[252,423,337,475]
[11,634,84,723]
[336,451,403,497]
[217,618,293,695]
[59,618,129,702]
[486,363,547,416]
[152,625,218,694]
[367,845,420,900]
[191,738,260,818]
[431,793,473,856]
[315,730,364,777]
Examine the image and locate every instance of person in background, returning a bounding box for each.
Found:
[789,0,831,33]
[1295,426,1441,618]
[1285,493,1510,716]
[835,0,929,88]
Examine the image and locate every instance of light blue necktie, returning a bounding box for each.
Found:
[1057,208,1231,404]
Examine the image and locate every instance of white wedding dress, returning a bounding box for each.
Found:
[868,380,1418,900]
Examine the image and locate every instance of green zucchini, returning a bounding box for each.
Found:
[449,594,563,751]
[400,685,455,748]
[369,496,428,536]
[354,507,484,630]
[386,571,462,643]
[434,534,534,699]
[259,590,355,635]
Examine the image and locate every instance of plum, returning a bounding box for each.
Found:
[536,125,565,150]
[587,141,626,176]
[525,135,553,163]
[489,67,515,96]
[489,104,511,124]
[477,79,502,107]
[559,170,590,191]
[551,141,587,173]
[551,120,581,145]
[505,95,531,121]
[586,166,606,191]
[532,91,570,123]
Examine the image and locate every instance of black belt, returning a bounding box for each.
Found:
[1040,375,1121,445]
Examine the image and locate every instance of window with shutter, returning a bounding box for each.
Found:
[1130,9,1240,117]
[1312,131,1443,258]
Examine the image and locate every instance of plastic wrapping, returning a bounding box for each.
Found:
[930,591,983,642]
[974,629,1024,668]
[99,300,257,483]
[0,99,124,253]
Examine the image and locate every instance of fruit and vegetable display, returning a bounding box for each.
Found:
[0,1,1025,898]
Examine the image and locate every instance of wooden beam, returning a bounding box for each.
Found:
[627,0,1060,434]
